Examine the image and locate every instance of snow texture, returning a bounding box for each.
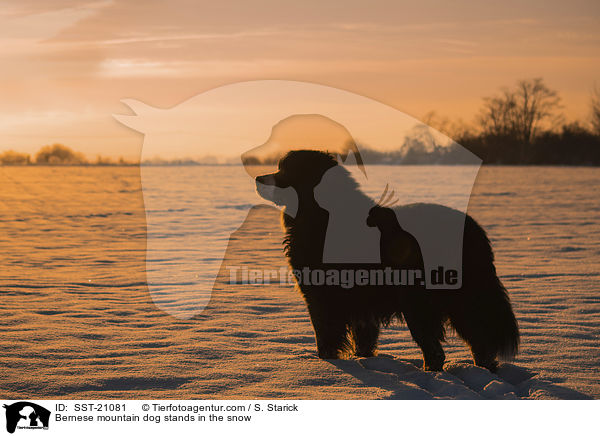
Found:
[0,166,597,399]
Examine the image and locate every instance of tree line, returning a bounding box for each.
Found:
[0,144,135,166]
[3,78,600,166]
[446,78,600,165]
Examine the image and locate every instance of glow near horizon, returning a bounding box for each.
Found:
[0,0,598,159]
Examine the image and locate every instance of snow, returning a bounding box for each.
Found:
[0,165,597,399]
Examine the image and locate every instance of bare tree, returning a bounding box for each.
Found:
[478,78,562,144]
[421,110,473,140]
[591,86,600,135]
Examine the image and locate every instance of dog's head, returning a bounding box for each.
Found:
[366,205,399,229]
[255,150,338,209]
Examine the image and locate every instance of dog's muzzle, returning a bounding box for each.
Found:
[256,174,276,186]
[255,176,298,218]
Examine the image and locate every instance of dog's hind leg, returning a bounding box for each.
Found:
[403,307,446,371]
[471,345,499,372]
[350,318,380,357]
[448,307,499,372]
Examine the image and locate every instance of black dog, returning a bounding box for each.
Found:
[256,150,519,371]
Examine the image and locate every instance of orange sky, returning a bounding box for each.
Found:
[0,0,599,159]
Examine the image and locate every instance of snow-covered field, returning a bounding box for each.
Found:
[0,165,597,399]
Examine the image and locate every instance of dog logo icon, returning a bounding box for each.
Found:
[3,402,50,434]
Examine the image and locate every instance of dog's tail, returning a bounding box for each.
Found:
[451,215,520,361]
[486,274,520,359]
[449,265,520,363]
[474,217,520,360]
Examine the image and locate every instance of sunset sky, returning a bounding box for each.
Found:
[1,0,599,159]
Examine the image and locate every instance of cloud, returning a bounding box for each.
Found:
[0,1,111,39]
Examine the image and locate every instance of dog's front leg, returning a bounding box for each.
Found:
[304,293,349,359]
[351,319,380,357]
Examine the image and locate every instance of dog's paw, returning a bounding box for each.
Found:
[317,350,340,360]
[423,361,445,371]
[475,360,499,373]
